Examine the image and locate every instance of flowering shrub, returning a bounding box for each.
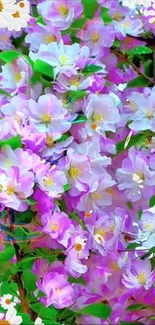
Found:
[1,0,155,324]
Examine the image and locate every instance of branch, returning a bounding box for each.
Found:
[112,49,155,85]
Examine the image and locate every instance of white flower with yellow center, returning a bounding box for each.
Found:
[0,307,22,325]
[7,0,30,31]
[35,318,44,325]
[0,0,17,28]
[0,294,16,310]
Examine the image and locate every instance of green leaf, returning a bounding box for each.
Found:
[72,115,87,125]
[14,210,34,224]
[34,247,57,263]
[22,269,37,292]
[120,322,144,325]
[149,195,155,207]
[56,134,70,143]
[138,209,143,219]
[0,135,22,150]
[144,59,152,77]
[0,245,15,262]
[63,183,70,192]
[0,89,11,97]
[128,46,153,55]
[18,313,33,325]
[116,133,145,155]
[79,303,112,319]
[29,302,57,320]
[82,0,99,19]
[70,212,87,230]
[0,50,33,66]
[100,7,113,25]
[37,15,46,26]
[70,18,87,29]
[68,275,86,285]
[126,303,153,311]
[82,64,103,74]
[127,76,149,88]
[27,198,37,206]
[0,281,18,296]
[34,60,54,80]
[126,243,141,251]
[67,90,87,101]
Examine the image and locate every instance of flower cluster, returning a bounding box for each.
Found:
[0,0,155,325]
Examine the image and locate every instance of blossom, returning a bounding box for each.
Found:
[116,148,155,202]
[7,0,30,32]
[37,271,75,308]
[0,0,17,28]
[28,94,71,136]
[37,0,82,30]
[0,307,22,325]
[84,93,120,137]
[122,259,155,290]
[0,294,16,310]
[0,57,32,94]
[35,317,44,325]
[30,40,90,78]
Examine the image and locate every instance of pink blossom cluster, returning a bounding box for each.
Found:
[0,0,155,324]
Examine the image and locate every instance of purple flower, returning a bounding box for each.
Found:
[0,57,32,94]
[41,211,72,247]
[37,271,75,308]
[37,0,82,30]
[53,70,92,93]
[116,148,155,202]
[122,259,155,290]
[28,94,71,136]
[25,24,61,51]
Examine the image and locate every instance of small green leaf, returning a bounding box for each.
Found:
[34,60,54,80]
[63,183,70,192]
[29,302,57,320]
[138,209,143,219]
[22,269,37,292]
[72,115,87,125]
[100,7,113,25]
[144,59,153,77]
[149,195,155,208]
[126,243,141,251]
[0,50,21,63]
[121,322,145,325]
[116,133,145,155]
[70,18,87,29]
[56,134,70,143]
[27,198,37,206]
[67,90,87,101]
[126,303,153,311]
[128,46,153,55]
[127,76,149,88]
[14,210,34,224]
[0,135,22,150]
[82,64,103,74]
[37,15,46,26]
[68,275,86,285]
[82,0,99,18]
[79,303,112,319]
[18,313,33,325]
[70,212,87,230]
[0,245,15,262]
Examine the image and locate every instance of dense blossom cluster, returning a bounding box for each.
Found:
[1,0,155,324]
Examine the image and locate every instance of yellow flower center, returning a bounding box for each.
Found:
[132,172,145,184]
[44,35,56,43]
[91,191,102,200]
[75,243,83,251]
[0,1,3,12]
[51,223,59,232]
[85,211,92,218]
[58,5,68,16]
[146,109,153,119]
[12,11,20,18]
[110,262,120,271]
[15,73,22,83]
[19,1,25,8]
[5,299,11,305]
[1,35,8,42]
[90,33,100,42]
[70,77,79,86]
[46,135,54,147]
[44,176,54,187]
[0,321,10,325]
[91,123,97,130]
[40,114,51,124]
[95,227,105,238]
[59,54,70,65]
[137,272,146,285]
[69,167,81,179]
[6,185,15,196]
[55,288,61,294]
[114,12,121,20]
[92,113,103,123]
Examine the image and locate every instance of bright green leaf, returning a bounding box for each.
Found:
[126,303,153,311]
[34,60,54,80]
[56,134,70,143]
[79,303,112,319]
[144,59,152,77]
[0,50,33,66]
[63,183,70,192]
[82,0,99,18]
[72,115,87,125]
[149,195,155,208]
[22,269,37,292]
[128,46,153,55]
[27,198,37,206]
[127,76,149,88]
[100,7,113,25]
[126,243,141,251]
[82,64,103,74]
[29,302,57,320]
[0,245,15,262]
[0,135,22,150]
[67,90,87,101]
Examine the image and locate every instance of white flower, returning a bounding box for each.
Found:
[0,307,22,325]
[35,317,44,325]
[0,0,17,28]
[0,294,16,310]
[7,0,30,31]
